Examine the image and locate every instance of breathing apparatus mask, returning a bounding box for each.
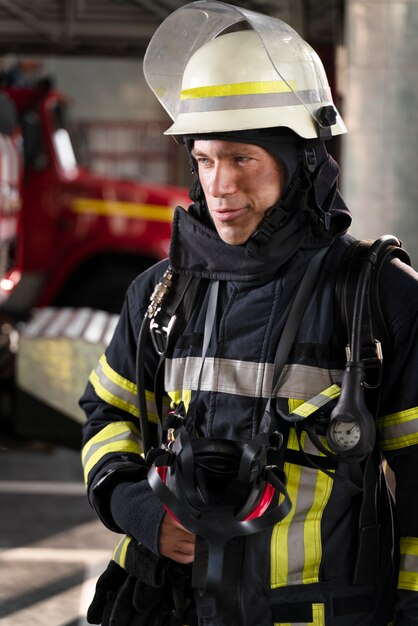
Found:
[147,425,290,597]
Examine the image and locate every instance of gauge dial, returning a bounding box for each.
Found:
[329,420,361,450]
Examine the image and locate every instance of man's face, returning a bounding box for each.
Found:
[192,140,285,245]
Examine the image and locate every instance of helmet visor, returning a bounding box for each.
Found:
[143,0,335,132]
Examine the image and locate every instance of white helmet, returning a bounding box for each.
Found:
[144,1,347,140]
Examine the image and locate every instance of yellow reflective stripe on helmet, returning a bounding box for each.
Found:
[289,384,341,420]
[398,537,418,591]
[112,535,132,570]
[89,354,159,424]
[82,421,142,485]
[180,79,297,100]
[271,430,334,588]
[378,406,418,451]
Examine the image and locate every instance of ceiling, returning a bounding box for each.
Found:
[0,0,344,58]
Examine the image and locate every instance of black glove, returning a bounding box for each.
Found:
[87,560,128,625]
[109,575,139,626]
[133,561,196,626]
[87,546,196,626]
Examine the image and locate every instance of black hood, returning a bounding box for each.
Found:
[170,128,351,282]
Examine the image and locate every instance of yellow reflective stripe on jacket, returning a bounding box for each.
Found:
[274,603,325,626]
[112,535,132,570]
[165,357,341,401]
[168,389,192,414]
[378,406,418,451]
[89,354,160,423]
[289,384,341,420]
[398,537,418,591]
[271,430,334,588]
[90,354,139,418]
[82,421,142,485]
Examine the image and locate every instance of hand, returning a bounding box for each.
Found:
[158,512,195,564]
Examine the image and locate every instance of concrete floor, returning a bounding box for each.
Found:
[0,441,117,626]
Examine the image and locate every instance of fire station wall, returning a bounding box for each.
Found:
[49,55,191,187]
[49,57,156,121]
[341,0,418,266]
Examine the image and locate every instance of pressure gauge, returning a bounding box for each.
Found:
[327,420,361,452]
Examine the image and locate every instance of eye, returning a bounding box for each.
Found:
[234,155,251,164]
[196,157,212,167]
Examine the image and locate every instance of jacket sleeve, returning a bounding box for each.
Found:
[377,256,418,624]
[80,261,170,555]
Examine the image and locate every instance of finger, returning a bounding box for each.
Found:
[159,541,195,563]
[164,513,194,535]
[159,533,195,557]
[167,549,195,565]
[159,515,196,562]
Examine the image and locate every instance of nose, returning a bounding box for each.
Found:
[207,161,238,198]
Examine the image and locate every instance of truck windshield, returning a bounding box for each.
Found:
[51,100,78,172]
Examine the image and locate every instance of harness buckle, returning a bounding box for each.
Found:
[345,339,383,389]
[150,314,177,356]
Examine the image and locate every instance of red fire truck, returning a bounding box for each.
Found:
[1,78,189,316]
[0,93,20,299]
[0,78,190,447]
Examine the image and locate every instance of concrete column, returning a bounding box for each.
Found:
[341,0,418,265]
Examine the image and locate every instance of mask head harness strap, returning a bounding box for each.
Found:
[148,429,290,598]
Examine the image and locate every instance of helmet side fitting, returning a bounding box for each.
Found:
[164,30,347,141]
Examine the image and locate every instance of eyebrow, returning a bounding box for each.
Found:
[191,145,256,158]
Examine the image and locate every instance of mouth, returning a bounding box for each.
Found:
[212,207,247,222]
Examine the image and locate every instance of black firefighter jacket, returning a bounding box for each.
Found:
[81,205,418,626]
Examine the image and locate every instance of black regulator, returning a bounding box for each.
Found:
[326,361,376,459]
[325,236,405,461]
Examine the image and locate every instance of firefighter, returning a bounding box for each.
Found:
[80,2,418,625]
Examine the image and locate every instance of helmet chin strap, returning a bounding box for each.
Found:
[250,143,340,248]
[249,150,312,249]
[250,164,311,247]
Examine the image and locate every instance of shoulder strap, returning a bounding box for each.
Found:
[334,235,410,585]
[335,235,410,384]
[137,268,201,454]
[148,268,201,357]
